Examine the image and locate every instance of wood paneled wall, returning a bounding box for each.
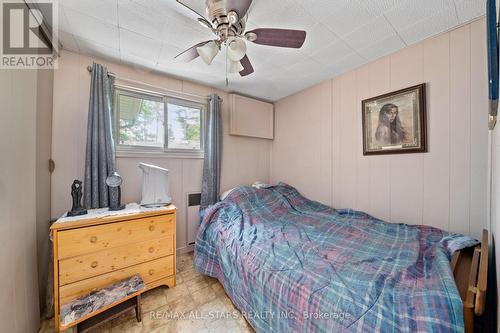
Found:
[272,18,488,239]
[0,69,40,332]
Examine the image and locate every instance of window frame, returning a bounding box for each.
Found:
[114,86,205,158]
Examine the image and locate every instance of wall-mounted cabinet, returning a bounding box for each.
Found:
[229,94,274,140]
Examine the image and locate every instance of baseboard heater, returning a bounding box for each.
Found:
[187,193,201,246]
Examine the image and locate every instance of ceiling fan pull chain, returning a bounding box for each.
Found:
[225,44,229,87]
[226,26,230,87]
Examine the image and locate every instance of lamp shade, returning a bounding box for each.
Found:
[227,37,247,61]
[228,60,244,73]
[197,41,219,65]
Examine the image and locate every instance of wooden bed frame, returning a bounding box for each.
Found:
[451,229,489,333]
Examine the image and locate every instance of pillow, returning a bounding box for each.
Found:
[252,181,272,189]
[220,182,272,201]
[220,188,237,200]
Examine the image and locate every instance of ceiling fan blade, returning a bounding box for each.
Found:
[175,0,208,21]
[175,41,210,62]
[226,0,253,18]
[239,55,254,76]
[246,29,307,48]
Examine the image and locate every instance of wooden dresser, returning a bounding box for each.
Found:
[50,205,176,332]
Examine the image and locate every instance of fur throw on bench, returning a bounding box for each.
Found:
[60,275,145,326]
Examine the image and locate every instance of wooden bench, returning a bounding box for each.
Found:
[451,229,489,333]
[59,275,145,332]
[77,295,142,333]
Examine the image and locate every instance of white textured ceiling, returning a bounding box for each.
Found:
[56,0,486,101]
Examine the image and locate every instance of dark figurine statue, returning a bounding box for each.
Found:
[67,180,88,217]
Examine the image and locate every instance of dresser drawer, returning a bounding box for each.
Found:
[59,255,174,305]
[58,236,174,286]
[57,214,174,259]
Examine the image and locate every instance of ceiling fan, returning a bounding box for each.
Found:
[174,0,307,77]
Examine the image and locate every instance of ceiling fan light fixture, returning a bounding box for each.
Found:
[227,37,247,61]
[228,60,244,73]
[227,10,239,25]
[174,0,306,78]
[197,41,219,65]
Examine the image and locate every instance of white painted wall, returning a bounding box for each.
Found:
[489,42,500,324]
[271,18,488,240]
[0,69,41,332]
[51,51,271,251]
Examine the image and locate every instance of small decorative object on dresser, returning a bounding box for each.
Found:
[50,204,177,332]
[106,172,125,211]
[68,180,87,217]
[139,163,172,207]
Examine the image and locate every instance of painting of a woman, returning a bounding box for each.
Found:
[375,103,409,146]
[362,84,427,155]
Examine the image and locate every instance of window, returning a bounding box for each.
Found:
[115,88,204,154]
[167,100,202,150]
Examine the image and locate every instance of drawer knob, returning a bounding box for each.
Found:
[148,269,155,276]
[89,236,98,243]
[90,261,98,268]
[148,247,154,253]
[149,225,155,231]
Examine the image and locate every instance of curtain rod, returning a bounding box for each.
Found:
[86,65,209,100]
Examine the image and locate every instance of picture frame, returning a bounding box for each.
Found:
[361,83,427,155]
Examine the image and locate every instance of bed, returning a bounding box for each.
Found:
[194,183,486,332]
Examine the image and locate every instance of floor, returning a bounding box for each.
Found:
[40,252,255,333]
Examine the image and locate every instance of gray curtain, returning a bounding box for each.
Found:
[200,94,222,209]
[84,63,116,209]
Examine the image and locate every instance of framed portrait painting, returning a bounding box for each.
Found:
[362,83,427,155]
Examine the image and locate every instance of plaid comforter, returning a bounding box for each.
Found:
[194,183,478,332]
